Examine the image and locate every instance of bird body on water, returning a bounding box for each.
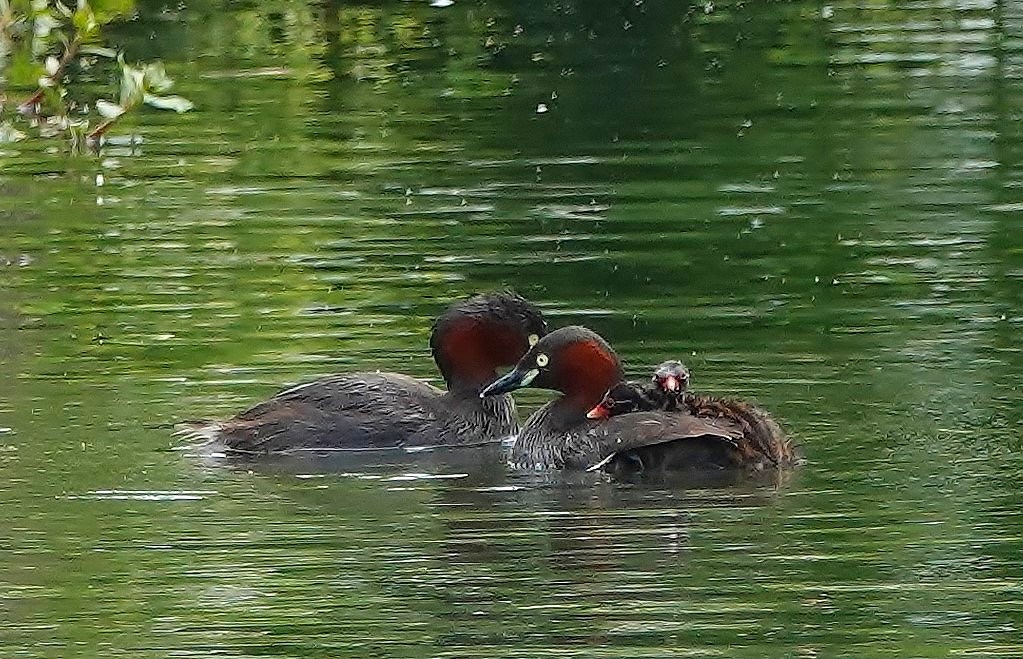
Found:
[481,326,794,474]
[178,291,547,454]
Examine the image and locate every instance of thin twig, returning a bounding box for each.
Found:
[87,117,116,142]
[17,36,81,115]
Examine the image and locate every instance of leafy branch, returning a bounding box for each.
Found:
[0,0,193,153]
[89,58,193,141]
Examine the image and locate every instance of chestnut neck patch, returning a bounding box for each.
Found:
[434,317,525,392]
[552,339,623,414]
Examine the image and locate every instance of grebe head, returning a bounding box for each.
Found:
[480,325,623,412]
[430,291,548,392]
[584,360,691,420]
[652,360,690,394]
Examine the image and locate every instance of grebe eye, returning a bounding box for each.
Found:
[528,333,539,347]
[536,353,549,367]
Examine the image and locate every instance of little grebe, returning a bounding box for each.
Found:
[480,326,754,472]
[180,291,548,453]
[584,360,692,417]
[587,360,794,470]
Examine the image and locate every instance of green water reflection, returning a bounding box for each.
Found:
[2,0,1022,656]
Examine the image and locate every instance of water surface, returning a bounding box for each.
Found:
[2,0,1022,656]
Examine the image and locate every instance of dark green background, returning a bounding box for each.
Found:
[2,1,1021,656]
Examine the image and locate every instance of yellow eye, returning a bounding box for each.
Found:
[536,353,549,367]
[528,333,539,347]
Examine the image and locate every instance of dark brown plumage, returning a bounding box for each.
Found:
[587,360,690,418]
[588,360,794,473]
[480,326,768,473]
[178,291,548,453]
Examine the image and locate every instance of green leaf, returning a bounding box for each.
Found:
[0,121,27,143]
[80,45,118,58]
[117,60,146,108]
[6,49,46,87]
[53,3,75,19]
[90,0,135,23]
[142,61,174,93]
[95,99,125,118]
[72,3,99,39]
[143,94,193,113]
